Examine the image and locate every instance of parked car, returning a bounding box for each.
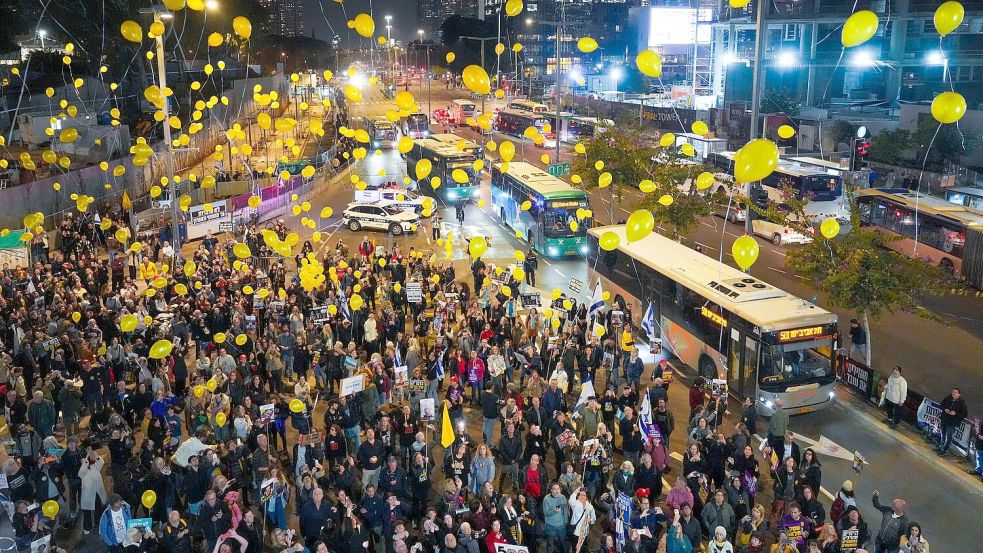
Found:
[342,202,420,235]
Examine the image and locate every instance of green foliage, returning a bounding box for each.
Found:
[786,205,951,337]
[636,147,718,240]
[869,129,914,167]
[761,88,802,116]
[571,126,657,209]
[913,118,976,172]
[828,120,857,148]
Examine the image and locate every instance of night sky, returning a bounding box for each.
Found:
[302,0,420,45]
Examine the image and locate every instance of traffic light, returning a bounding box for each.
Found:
[851,138,870,170]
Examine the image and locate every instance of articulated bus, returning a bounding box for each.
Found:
[507,99,551,114]
[491,161,592,257]
[401,112,430,139]
[405,138,481,206]
[707,152,849,220]
[494,109,552,138]
[365,118,397,148]
[429,133,484,157]
[587,224,839,415]
[857,188,983,287]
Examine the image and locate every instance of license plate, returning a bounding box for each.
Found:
[565,249,576,255]
[792,406,813,415]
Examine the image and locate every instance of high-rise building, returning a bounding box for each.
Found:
[419,0,483,39]
[259,0,304,37]
[711,0,983,111]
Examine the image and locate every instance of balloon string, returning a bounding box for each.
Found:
[819,49,845,108]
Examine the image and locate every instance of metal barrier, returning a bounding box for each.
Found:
[835,352,979,458]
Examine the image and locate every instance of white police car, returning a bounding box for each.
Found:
[342,202,420,235]
[353,189,431,216]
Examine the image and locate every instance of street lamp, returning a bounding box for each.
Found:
[204,0,219,10]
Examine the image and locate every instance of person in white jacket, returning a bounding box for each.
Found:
[79,451,108,534]
[568,487,596,550]
[883,365,908,427]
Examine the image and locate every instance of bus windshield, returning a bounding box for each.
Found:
[543,205,589,237]
[802,175,841,202]
[405,114,428,132]
[447,163,478,187]
[759,338,834,385]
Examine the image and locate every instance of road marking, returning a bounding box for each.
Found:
[772,249,788,257]
[694,241,716,251]
[767,266,786,274]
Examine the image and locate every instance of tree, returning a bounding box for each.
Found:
[912,118,976,172]
[635,147,718,240]
[869,129,914,167]
[760,88,802,116]
[785,207,950,367]
[570,126,657,223]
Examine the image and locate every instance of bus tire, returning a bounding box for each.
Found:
[698,355,716,380]
[940,257,954,275]
[348,220,361,231]
[500,208,506,222]
[390,223,404,236]
[527,229,535,247]
[772,233,783,246]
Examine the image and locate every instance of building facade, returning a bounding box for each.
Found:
[260,0,304,37]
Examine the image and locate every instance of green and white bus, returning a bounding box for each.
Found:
[491,161,592,257]
[429,133,484,157]
[405,138,481,206]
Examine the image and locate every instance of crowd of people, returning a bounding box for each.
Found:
[0,204,933,553]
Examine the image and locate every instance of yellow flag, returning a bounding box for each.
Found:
[121,190,132,210]
[441,402,455,448]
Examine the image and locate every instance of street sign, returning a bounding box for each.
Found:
[569,277,584,293]
[547,162,570,177]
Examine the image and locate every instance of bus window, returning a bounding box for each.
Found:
[759,339,834,384]
[543,207,588,237]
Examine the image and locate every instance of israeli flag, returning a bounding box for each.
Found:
[394,343,402,366]
[638,393,662,442]
[434,357,444,379]
[641,302,656,339]
[588,282,605,318]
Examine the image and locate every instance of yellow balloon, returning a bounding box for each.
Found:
[462,65,491,95]
[577,37,598,53]
[691,121,709,136]
[658,194,674,206]
[416,158,433,180]
[841,10,879,48]
[215,412,227,426]
[625,209,655,243]
[636,50,663,78]
[120,20,143,43]
[289,398,306,413]
[206,378,218,392]
[513,43,523,53]
[469,236,488,258]
[163,0,186,9]
[42,500,59,519]
[778,124,796,139]
[354,13,375,38]
[248,194,262,209]
[149,339,174,359]
[72,311,82,323]
[732,235,760,270]
[820,218,840,239]
[733,139,779,183]
[452,168,470,184]
[520,200,532,211]
[696,172,715,190]
[193,385,206,398]
[931,91,966,124]
[119,314,138,332]
[574,143,586,154]
[639,180,656,193]
[659,133,676,147]
[495,43,506,56]
[729,0,752,6]
[505,0,523,17]
[398,135,415,154]
[207,32,223,47]
[184,261,197,277]
[681,143,696,157]
[599,231,620,251]
[395,91,415,111]
[349,294,364,311]
[233,16,253,39]
[602,291,611,301]
[174,283,188,296]
[499,140,515,162]
[59,127,78,143]
[345,85,363,103]
[598,172,612,188]
[935,1,964,37]
[233,243,251,259]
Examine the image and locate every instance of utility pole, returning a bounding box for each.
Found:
[460,35,496,115]
[150,9,182,263]
[746,0,768,235]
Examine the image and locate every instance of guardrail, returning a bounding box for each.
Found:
[835,352,980,459]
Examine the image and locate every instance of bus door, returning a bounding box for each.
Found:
[726,323,759,400]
